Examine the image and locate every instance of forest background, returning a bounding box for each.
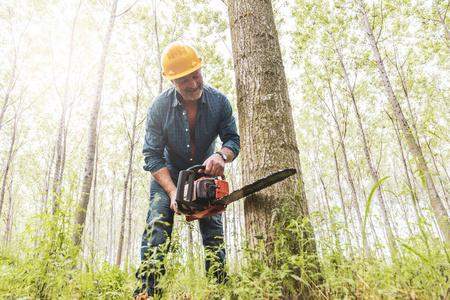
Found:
[0,0,448,298]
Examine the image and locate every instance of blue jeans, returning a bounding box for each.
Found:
[136,177,226,295]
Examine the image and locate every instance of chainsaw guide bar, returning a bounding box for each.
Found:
[214,168,297,206]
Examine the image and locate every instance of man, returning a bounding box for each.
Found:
[134,42,240,298]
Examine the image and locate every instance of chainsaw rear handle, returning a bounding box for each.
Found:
[187,164,206,173]
[175,165,206,208]
[188,164,226,179]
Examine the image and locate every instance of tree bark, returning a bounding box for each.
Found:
[227,0,320,295]
[387,113,424,225]
[358,0,450,242]
[73,0,118,247]
[89,133,100,265]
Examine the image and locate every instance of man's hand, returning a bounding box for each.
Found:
[152,167,179,214]
[169,189,180,214]
[203,153,225,176]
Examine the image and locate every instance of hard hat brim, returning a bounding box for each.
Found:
[163,60,203,81]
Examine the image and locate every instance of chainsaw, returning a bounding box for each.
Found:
[175,165,296,221]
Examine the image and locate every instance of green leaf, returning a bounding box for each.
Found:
[362,176,390,243]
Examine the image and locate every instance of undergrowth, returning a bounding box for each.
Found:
[0,205,448,299]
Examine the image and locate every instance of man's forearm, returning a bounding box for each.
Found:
[151,167,177,197]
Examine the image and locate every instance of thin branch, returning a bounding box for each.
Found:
[115,0,140,18]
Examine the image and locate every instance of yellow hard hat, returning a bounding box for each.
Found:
[161,42,202,80]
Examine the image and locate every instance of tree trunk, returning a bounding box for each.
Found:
[358,0,450,242]
[4,172,15,246]
[388,113,424,225]
[153,0,163,93]
[0,110,18,216]
[52,0,81,213]
[187,223,194,257]
[116,89,140,267]
[125,170,134,270]
[116,161,131,267]
[329,132,354,256]
[107,182,116,263]
[90,130,100,265]
[426,141,449,208]
[42,145,56,214]
[391,160,415,237]
[320,176,342,252]
[227,0,320,295]
[73,0,118,247]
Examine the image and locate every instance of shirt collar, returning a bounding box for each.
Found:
[171,88,206,107]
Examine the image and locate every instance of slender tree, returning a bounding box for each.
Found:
[73,0,119,247]
[3,169,15,245]
[329,132,354,256]
[89,127,100,265]
[116,79,141,267]
[153,0,163,93]
[0,101,20,216]
[51,0,82,213]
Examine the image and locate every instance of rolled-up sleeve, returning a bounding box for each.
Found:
[218,96,240,159]
[143,101,166,173]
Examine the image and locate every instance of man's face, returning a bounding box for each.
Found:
[172,69,203,102]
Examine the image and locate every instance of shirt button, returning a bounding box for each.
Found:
[189,158,193,161]
[185,128,189,132]
[187,144,190,148]
[183,111,186,115]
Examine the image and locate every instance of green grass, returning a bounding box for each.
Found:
[0,208,448,299]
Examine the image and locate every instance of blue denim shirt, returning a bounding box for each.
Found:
[143,85,240,175]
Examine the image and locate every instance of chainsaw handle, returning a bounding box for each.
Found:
[187,164,206,175]
[187,164,225,179]
[176,165,208,211]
